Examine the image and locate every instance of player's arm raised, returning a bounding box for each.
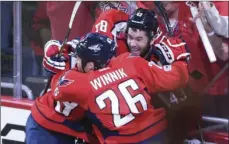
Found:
[137,37,190,93]
[91,9,128,39]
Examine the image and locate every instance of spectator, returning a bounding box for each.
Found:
[158,2,202,143]
[30,2,51,76]
[191,1,229,118]
[204,2,229,38]
[160,1,228,119]
[46,2,94,40]
[1,2,13,49]
[197,1,228,61]
[1,2,38,81]
[29,2,94,77]
[1,2,13,78]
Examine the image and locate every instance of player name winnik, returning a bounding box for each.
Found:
[90,68,127,90]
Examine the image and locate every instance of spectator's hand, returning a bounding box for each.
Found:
[189,2,213,33]
[151,37,190,65]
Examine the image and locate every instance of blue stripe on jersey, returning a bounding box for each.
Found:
[86,110,119,139]
[86,110,165,139]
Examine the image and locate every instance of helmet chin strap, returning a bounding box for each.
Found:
[81,59,88,73]
[141,39,153,60]
[143,46,154,61]
[82,59,101,73]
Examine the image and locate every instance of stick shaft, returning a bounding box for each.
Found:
[43,1,81,94]
[69,1,81,29]
[186,1,217,63]
[61,1,82,52]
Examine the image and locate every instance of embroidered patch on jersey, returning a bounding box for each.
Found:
[57,75,74,87]
[163,65,172,71]
[54,87,59,97]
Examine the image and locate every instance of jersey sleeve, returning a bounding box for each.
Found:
[136,58,189,93]
[91,9,128,39]
[91,9,129,56]
[51,69,89,108]
[204,2,229,38]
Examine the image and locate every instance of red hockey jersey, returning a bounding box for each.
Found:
[31,89,99,143]
[31,17,131,142]
[91,9,129,56]
[52,53,189,143]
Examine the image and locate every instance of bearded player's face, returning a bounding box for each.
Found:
[127,27,150,57]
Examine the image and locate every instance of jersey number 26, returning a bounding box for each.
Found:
[96,79,148,127]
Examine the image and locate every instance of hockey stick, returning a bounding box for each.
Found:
[203,63,228,94]
[43,1,81,95]
[186,1,217,63]
[153,1,173,37]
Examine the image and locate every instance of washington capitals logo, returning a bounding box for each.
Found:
[57,75,74,87]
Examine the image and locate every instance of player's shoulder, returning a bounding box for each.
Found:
[59,69,86,82]
[97,9,129,22]
[56,69,92,95]
[113,52,147,66]
[114,52,131,61]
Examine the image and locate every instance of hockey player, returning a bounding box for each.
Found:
[91,8,164,60]
[91,9,129,56]
[25,38,99,144]
[26,9,139,144]
[27,8,189,144]
[51,32,190,144]
[92,7,189,65]
[125,8,164,59]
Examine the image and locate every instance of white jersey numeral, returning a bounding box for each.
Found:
[96,79,147,127]
[55,101,78,116]
[95,20,108,33]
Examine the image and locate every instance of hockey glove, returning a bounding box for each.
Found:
[43,39,79,74]
[152,37,191,65]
